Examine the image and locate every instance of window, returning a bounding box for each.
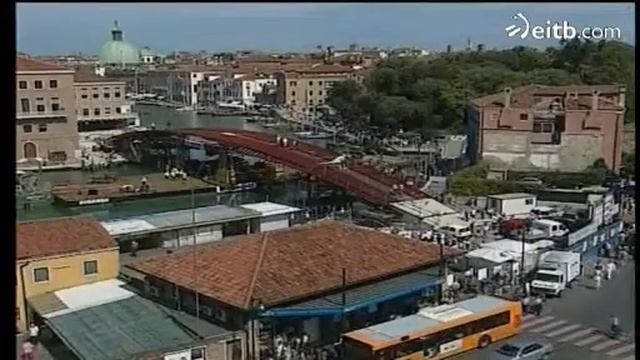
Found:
[83,260,98,275]
[93,93,99,99]
[34,80,43,89]
[525,198,534,205]
[52,103,60,111]
[116,107,121,114]
[533,123,542,133]
[82,108,89,116]
[542,123,553,133]
[23,125,32,133]
[520,113,529,120]
[36,104,45,113]
[105,107,111,115]
[309,90,314,96]
[491,112,499,121]
[33,267,49,283]
[36,97,44,101]
[48,151,67,162]
[115,91,121,98]
[104,92,110,99]
[49,80,58,88]
[291,91,296,97]
[319,99,324,104]
[20,98,30,113]
[319,90,323,96]
[81,93,88,99]
[309,81,313,86]
[522,344,543,355]
[309,100,314,105]
[289,81,297,87]
[19,81,27,89]
[319,81,323,86]
[38,124,47,132]
[94,108,101,116]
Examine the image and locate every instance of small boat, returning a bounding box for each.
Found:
[176,106,192,112]
[261,123,279,129]
[245,116,260,123]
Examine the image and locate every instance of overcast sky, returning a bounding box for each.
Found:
[17,3,635,55]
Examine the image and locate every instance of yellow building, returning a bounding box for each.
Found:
[16,216,119,332]
[275,63,365,113]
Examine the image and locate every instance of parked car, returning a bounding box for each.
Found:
[493,337,553,360]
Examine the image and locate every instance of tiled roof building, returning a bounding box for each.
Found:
[130,221,457,309]
[17,216,118,261]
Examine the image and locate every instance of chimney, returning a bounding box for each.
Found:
[618,85,626,108]
[504,87,512,108]
[446,45,452,53]
[592,89,599,110]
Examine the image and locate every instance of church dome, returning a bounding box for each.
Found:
[98,21,140,66]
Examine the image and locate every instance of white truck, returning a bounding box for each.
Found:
[531,251,581,297]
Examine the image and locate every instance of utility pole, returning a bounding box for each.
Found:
[438,237,445,303]
[340,268,347,358]
[521,221,527,295]
[192,185,200,336]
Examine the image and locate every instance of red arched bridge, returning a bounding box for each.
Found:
[111,129,427,206]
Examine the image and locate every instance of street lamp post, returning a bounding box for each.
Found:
[520,221,528,295]
[438,237,445,303]
[191,183,201,336]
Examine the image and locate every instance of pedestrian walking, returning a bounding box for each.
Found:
[533,296,543,316]
[608,261,617,279]
[594,273,602,290]
[29,322,39,344]
[610,314,620,337]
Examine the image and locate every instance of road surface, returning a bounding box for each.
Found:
[454,259,635,360]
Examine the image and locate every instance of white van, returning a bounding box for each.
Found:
[531,219,569,238]
[438,224,472,240]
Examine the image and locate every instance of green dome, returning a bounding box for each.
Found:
[98,21,140,65]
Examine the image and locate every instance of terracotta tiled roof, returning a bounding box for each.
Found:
[17,216,118,261]
[129,221,459,309]
[471,84,624,108]
[294,64,355,74]
[74,72,123,83]
[16,56,68,72]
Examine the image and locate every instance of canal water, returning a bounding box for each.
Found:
[17,104,327,222]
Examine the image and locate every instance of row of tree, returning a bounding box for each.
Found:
[327,39,635,135]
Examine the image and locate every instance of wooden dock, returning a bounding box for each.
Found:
[51,173,224,206]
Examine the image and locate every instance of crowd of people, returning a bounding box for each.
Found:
[262,332,339,360]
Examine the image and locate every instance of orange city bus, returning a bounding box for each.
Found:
[342,295,523,360]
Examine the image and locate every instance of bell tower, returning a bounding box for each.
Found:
[111,20,123,41]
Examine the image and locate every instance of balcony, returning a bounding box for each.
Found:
[16,110,68,120]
